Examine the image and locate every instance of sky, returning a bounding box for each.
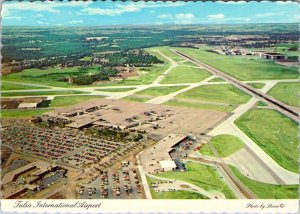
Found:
[2,1,299,26]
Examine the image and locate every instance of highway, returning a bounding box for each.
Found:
[172,50,299,122]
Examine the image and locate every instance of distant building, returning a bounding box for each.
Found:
[18,102,39,109]
[159,160,177,172]
[260,52,286,61]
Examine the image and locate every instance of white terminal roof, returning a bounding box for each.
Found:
[159,160,176,169]
[18,102,38,108]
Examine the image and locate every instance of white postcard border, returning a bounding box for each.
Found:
[1,199,299,213]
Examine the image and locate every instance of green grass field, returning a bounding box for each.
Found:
[268,82,299,107]
[181,61,199,66]
[174,47,298,81]
[235,109,298,173]
[95,87,136,92]
[165,99,236,112]
[256,101,268,107]
[1,82,49,90]
[1,109,50,118]
[122,95,150,103]
[146,176,208,199]
[156,162,236,199]
[160,66,211,84]
[146,46,183,63]
[2,66,100,87]
[136,86,186,96]
[106,63,169,86]
[176,84,251,105]
[208,77,225,82]
[2,90,87,97]
[200,135,244,157]
[150,190,208,199]
[248,83,265,89]
[50,95,105,107]
[230,166,298,199]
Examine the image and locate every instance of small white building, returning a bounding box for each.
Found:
[18,102,38,109]
[159,160,177,172]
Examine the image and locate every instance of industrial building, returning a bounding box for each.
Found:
[139,134,189,174]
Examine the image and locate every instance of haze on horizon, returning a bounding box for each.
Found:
[2,1,299,26]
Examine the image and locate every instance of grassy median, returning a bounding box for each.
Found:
[235,109,298,173]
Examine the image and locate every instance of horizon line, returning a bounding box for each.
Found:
[2,22,298,28]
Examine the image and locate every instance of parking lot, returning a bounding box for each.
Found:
[78,161,144,199]
[2,123,132,168]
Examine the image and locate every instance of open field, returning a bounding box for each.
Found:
[176,84,251,105]
[235,109,298,173]
[268,82,299,107]
[208,78,225,82]
[256,101,268,107]
[136,86,187,96]
[247,83,265,89]
[174,47,298,81]
[2,90,87,97]
[156,162,236,199]
[150,190,207,199]
[106,64,169,86]
[1,109,51,118]
[200,135,244,158]
[122,95,150,103]
[146,177,208,199]
[160,66,211,84]
[95,87,136,92]
[230,166,298,199]
[165,99,236,112]
[146,46,183,63]
[50,95,105,107]
[2,67,100,87]
[1,82,49,90]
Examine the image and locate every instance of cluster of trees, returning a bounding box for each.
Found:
[101,50,163,67]
[7,54,91,73]
[7,49,163,74]
[69,67,118,85]
[85,127,143,142]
